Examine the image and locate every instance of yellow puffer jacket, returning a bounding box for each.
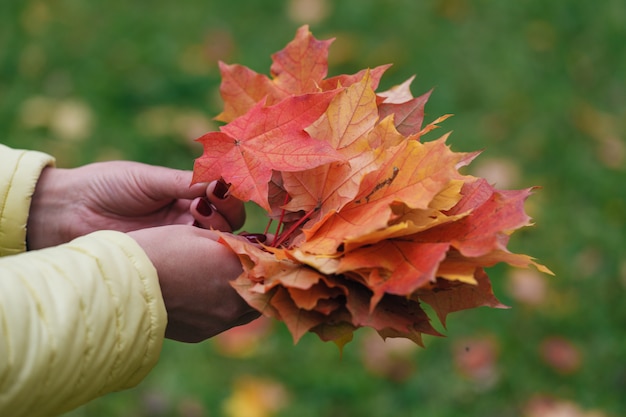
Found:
[0,144,167,416]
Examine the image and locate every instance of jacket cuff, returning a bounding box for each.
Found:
[0,144,55,256]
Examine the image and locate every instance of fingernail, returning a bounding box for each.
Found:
[213,179,230,199]
[197,198,213,216]
[241,233,267,243]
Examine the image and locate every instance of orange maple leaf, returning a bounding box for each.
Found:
[300,135,471,254]
[336,240,451,309]
[269,25,333,95]
[281,70,381,216]
[215,62,282,123]
[319,64,391,91]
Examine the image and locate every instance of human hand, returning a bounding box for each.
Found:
[129,225,260,342]
[27,161,245,250]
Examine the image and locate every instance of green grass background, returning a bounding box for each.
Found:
[2,0,625,416]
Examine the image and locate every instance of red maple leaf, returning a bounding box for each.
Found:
[216,25,334,123]
[193,91,345,210]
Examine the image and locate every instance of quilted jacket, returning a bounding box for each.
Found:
[0,144,167,416]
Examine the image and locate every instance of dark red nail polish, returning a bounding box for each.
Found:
[213,179,230,199]
[242,233,267,243]
[197,198,213,216]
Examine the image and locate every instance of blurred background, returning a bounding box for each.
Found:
[2,0,625,416]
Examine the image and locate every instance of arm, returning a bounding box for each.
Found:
[0,226,254,417]
[0,145,257,416]
[0,231,166,417]
[1,145,163,416]
[26,160,246,250]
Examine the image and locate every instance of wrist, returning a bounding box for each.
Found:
[27,167,74,250]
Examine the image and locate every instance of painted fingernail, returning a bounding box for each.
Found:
[241,233,267,243]
[213,179,230,199]
[197,198,213,216]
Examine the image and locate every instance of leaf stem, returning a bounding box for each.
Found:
[264,219,273,235]
[272,207,316,248]
[272,215,284,246]
[270,191,292,246]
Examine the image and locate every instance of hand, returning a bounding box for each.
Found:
[128,225,260,342]
[27,161,245,250]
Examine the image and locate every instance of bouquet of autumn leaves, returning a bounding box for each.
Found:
[192,26,551,348]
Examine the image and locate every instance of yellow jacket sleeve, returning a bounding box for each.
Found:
[0,144,54,256]
[0,145,168,417]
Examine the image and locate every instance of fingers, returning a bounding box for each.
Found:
[206,179,246,230]
[200,179,246,231]
[130,224,255,343]
[190,197,234,232]
[124,163,246,231]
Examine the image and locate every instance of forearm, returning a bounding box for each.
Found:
[0,231,167,417]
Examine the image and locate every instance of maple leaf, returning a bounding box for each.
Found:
[216,25,333,123]
[191,25,551,348]
[193,91,345,210]
[270,25,333,94]
[415,178,537,258]
[340,179,467,252]
[215,62,283,123]
[287,280,345,311]
[269,287,328,343]
[319,64,391,92]
[417,114,454,138]
[436,248,552,284]
[345,283,442,346]
[377,75,416,103]
[416,268,508,327]
[378,89,432,136]
[300,134,472,254]
[281,70,381,217]
[336,240,451,309]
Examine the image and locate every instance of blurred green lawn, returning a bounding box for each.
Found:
[2,0,625,416]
